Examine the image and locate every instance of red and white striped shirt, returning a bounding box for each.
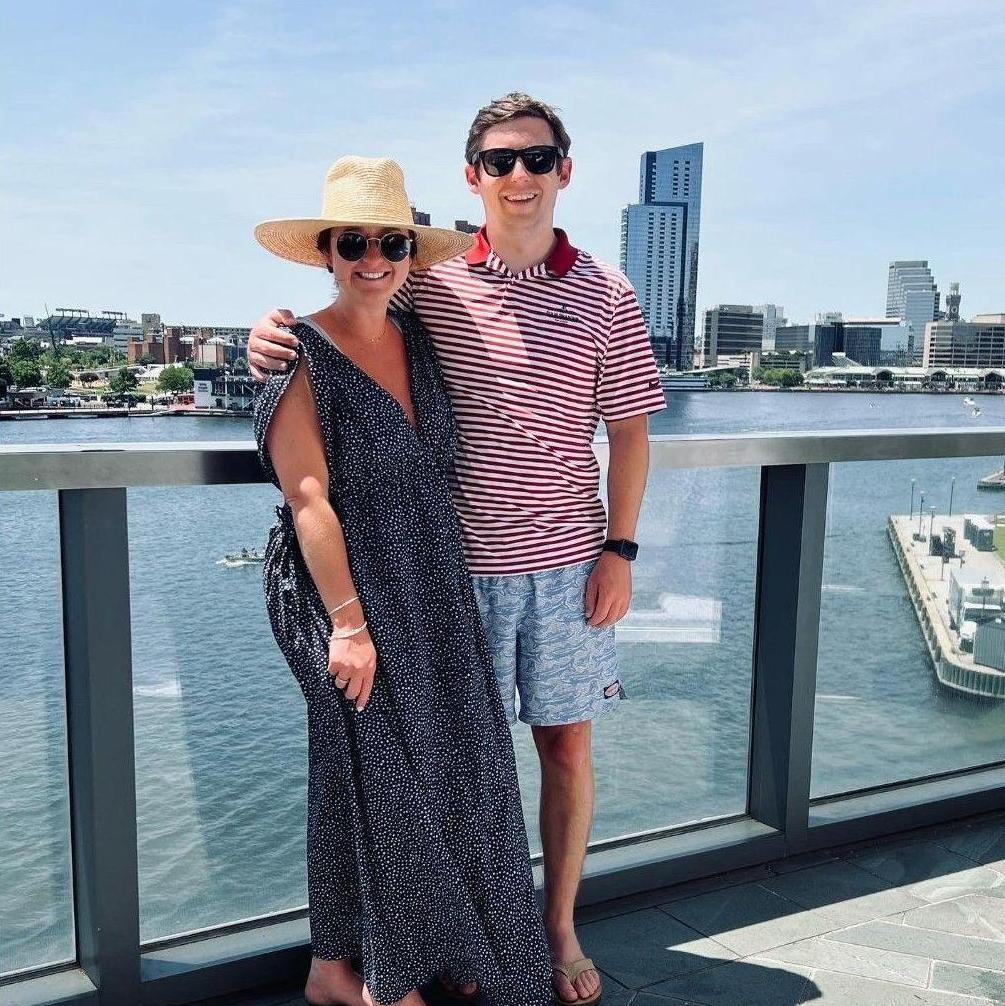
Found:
[393,228,665,575]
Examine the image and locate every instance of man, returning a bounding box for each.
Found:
[248,93,665,1005]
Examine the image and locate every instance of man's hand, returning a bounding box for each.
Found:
[584,551,632,628]
[248,308,299,381]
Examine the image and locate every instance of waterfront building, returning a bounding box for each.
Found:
[775,324,812,353]
[887,260,940,363]
[946,282,962,322]
[754,304,786,350]
[621,142,703,370]
[752,349,809,374]
[923,314,1005,369]
[804,360,1005,390]
[410,206,431,226]
[454,219,480,234]
[700,305,763,368]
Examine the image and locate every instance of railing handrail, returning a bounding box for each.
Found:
[4,426,1005,491]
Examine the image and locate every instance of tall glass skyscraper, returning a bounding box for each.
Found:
[886,260,940,363]
[620,142,703,370]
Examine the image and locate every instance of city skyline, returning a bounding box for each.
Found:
[3,2,1004,329]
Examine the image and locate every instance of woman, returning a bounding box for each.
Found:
[252,156,552,1006]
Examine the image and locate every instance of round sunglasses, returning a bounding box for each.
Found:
[335,230,415,263]
[469,145,563,177]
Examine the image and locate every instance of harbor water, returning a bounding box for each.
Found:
[4,389,1005,973]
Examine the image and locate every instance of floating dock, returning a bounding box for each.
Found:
[888,514,1005,699]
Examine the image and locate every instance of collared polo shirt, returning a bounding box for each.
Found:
[392,227,666,575]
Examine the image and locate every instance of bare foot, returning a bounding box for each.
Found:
[362,982,426,1006]
[439,973,478,999]
[547,926,601,1004]
[305,957,366,1006]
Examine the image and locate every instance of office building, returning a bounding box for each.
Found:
[700,305,763,367]
[620,142,703,369]
[775,325,812,353]
[754,304,787,349]
[924,314,1005,369]
[946,282,962,322]
[887,261,940,363]
[454,220,480,234]
[410,206,431,226]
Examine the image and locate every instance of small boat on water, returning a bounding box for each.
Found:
[218,548,266,566]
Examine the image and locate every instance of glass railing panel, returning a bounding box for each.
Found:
[511,464,760,852]
[129,484,308,943]
[812,455,1005,798]
[0,492,74,976]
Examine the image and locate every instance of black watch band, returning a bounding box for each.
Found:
[602,538,639,561]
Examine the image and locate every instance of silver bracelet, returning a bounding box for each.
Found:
[327,595,360,617]
[331,620,367,640]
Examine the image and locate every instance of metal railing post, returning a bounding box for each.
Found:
[747,463,830,846]
[59,488,140,1005]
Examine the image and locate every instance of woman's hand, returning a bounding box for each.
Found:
[328,628,377,711]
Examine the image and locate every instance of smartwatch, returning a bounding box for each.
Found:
[602,538,639,561]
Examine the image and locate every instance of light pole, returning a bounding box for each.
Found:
[918,491,926,537]
[949,476,956,517]
[910,477,917,519]
[929,506,936,542]
[982,575,989,621]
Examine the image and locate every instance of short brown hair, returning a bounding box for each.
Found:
[465,92,571,166]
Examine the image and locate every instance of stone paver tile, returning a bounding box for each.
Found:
[797,968,996,1004]
[930,961,1005,1003]
[757,933,930,987]
[761,858,925,927]
[656,863,778,905]
[770,849,841,876]
[830,918,1005,971]
[578,907,736,989]
[660,882,838,957]
[903,894,1005,941]
[938,822,1005,871]
[646,957,814,1006]
[846,840,1005,903]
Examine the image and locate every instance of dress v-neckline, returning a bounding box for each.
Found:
[300,314,419,434]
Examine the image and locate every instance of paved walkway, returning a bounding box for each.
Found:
[197,809,1005,1005]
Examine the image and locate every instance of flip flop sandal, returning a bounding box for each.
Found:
[552,958,602,1006]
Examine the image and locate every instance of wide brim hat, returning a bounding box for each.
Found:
[254,155,473,271]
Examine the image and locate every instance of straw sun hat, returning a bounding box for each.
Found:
[254,156,473,271]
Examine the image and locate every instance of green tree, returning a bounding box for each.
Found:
[157,365,194,392]
[780,370,804,387]
[79,371,99,386]
[46,359,72,389]
[138,353,157,365]
[10,338,42,362]
[0,358,12,390]
[11,359,44,387]
[110,367,139,394]
[233,356,249,373]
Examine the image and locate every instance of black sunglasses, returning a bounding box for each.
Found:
[335,230,415,263]
[470,145,563,177]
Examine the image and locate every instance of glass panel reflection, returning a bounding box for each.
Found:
[0,492,74,975]
[130,484,307,943]
[812,455,1005,798]
[513,465,759,852]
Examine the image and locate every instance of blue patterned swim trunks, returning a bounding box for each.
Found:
[471,559,625,727]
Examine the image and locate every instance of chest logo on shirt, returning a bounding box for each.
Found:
[546,306,581,325]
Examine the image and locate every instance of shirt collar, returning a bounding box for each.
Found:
[465,227,579,278]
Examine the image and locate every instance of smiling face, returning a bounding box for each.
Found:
[464,115,572,235]
[322,226,413,303]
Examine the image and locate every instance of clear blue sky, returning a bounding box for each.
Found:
[2,0,1002,328]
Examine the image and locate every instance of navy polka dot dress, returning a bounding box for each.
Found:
[253,311,552,1006]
